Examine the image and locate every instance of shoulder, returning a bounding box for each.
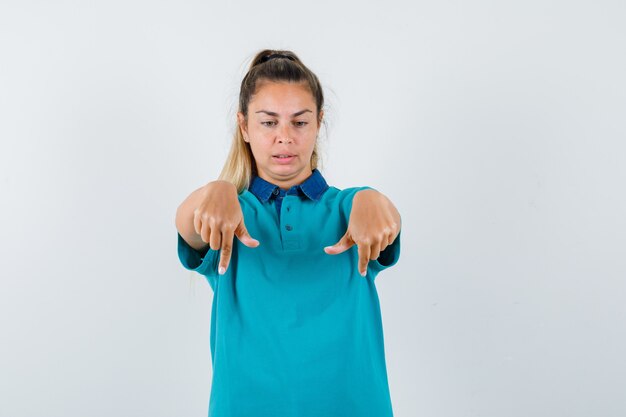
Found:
[237,189,265,209]
[238,189,256,202]
[320,185,377,216]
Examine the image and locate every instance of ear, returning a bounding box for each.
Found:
[316,109,324,135]
[237,112,248,141]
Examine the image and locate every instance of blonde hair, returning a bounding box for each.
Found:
[218,49,325,194]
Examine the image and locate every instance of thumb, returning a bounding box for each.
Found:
[235,221,260,248]
[324,232,354,255]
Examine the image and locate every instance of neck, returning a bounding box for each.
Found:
[257,168,314,190]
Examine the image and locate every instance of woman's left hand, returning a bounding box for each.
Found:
[324,189,401,276]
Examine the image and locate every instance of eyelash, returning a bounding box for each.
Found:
[261,121,308,127]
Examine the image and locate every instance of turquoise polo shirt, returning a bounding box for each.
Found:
[177,169,401,417]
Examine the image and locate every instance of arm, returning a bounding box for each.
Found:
[324,189,401,276]
[175,180,259,274]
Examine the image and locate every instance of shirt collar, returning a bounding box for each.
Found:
[248,168,329,203]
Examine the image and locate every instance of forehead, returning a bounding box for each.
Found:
[249,81,315,111]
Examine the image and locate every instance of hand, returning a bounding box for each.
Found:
[194,180,260,274]
[324,189,401,276]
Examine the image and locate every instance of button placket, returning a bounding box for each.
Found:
[282,195,293,232]
[281,195,300,250]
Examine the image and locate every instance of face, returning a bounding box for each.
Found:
[238,81,323,190]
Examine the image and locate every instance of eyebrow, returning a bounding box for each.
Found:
[255,109,313,117]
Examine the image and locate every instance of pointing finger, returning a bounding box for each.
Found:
[357,242,370,277]
[218,227,235,275]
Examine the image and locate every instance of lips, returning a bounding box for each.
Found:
[272,154,296,163]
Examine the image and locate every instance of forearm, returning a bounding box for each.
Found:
[175,185,210,251]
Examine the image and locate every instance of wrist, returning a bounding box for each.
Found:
[204,179,237,193]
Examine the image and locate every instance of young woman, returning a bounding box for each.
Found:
[175,49,402,417]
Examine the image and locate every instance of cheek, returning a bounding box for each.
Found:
[248,138,272,156]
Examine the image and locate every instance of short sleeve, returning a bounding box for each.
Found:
[177,232,220,278]
[338,185,374,217]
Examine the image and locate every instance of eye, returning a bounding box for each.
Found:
[294,121,308,127]
[261,121,276,127]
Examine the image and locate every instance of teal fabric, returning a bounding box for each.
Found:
[177,174,401,417]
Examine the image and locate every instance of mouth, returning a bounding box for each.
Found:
[272,154,296,163]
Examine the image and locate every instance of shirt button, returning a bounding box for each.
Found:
[285,224,293,231]
[272,188,280,196]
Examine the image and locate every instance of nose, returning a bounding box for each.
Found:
[277,123,292,143]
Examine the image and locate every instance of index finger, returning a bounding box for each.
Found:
[357,242,370,277]
[218,227,235,275]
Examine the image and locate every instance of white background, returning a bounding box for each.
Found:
[1,1,625,416]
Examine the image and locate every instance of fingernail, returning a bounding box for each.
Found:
[360,270,366,277]
[218,266,225,275]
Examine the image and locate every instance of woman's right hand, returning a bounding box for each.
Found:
[194,180,260,274]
